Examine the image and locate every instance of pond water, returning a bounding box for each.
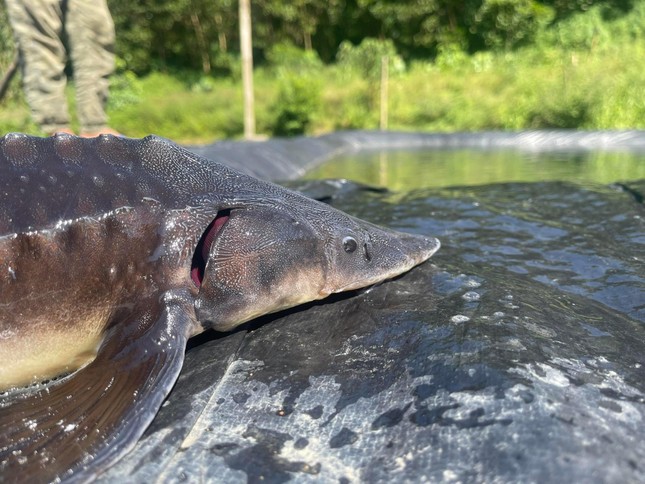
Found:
[301,149,644,326]
[305,148,645,190]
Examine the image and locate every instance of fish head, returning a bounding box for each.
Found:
[317,214,440,295]
[193,199,440,332]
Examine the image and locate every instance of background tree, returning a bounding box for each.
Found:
[253,0,343,51]
[0,3,19,102]
[108,0,239,74]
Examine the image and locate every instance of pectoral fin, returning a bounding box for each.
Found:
[0,299,190,482]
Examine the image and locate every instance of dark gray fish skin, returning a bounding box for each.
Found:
[0,133,439,482]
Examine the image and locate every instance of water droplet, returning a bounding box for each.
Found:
[450,314,470,323]
[462,291,480,301]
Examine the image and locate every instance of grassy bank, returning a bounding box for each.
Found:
[1,7,644,143]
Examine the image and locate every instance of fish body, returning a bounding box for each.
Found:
[0,133,439,481]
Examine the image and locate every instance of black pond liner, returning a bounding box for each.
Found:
[101,131,645,483]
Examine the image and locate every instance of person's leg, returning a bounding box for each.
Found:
[65,0,116,135]
[5,0,71,134]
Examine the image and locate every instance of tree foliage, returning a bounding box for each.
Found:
[0,0,637,76]
[108,0,238,74]
[106,0,636,74]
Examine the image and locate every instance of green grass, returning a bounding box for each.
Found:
[1,39,644,143]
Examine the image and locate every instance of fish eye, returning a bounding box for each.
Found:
[342,236,358,253]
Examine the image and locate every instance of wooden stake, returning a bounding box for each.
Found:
[239,0,256,139]
[380,55,389,131]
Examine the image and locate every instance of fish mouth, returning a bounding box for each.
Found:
[191,209,231,287]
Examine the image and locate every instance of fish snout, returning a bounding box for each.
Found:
[322,219,441,295]
[399,232,441,267]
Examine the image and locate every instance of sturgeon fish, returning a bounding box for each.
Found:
[0,133,440,482]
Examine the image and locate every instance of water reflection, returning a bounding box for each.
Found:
[306,149,645,190]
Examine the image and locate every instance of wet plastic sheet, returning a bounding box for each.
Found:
[102,131,645,483]
[188,130,645,182]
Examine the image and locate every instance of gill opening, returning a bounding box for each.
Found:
[191,209,231,287]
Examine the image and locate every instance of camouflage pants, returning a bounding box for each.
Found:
[5,0,115,134]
